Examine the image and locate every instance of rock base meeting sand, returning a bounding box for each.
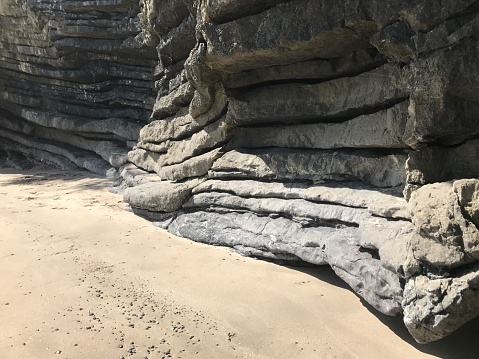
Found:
[1,168,479,359]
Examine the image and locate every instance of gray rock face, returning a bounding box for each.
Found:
[124,179,201,212]
[0,0,156,174]
[403,266,479,344]
[209,149,407,188]
[3,0,479,344]
[167,210,403,316]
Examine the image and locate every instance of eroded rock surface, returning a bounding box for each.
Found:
[0,0,156,174]
[2,0,479,344]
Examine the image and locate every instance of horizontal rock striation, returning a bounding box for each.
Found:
[0,0,156,174]
[3,0,479,344]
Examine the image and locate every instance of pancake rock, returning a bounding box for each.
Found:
[2,0,479,344]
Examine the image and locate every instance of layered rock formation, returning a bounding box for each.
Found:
[2,0,479,344]
[0,0,156,174]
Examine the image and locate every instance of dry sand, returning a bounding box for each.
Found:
[0,168,478,359]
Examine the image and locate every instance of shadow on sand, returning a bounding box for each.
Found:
[0,168,112,191]
[3,168,478,357]
[293,265,479,359]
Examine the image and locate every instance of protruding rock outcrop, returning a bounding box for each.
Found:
[2,0,479,344]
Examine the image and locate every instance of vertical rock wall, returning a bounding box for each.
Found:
[2,0,479,344]
[0,0,156,174]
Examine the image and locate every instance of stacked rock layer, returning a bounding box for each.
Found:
[2,0,479,344]
[0,0,157,174]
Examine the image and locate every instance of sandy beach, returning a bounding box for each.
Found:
[0,168,478,359]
